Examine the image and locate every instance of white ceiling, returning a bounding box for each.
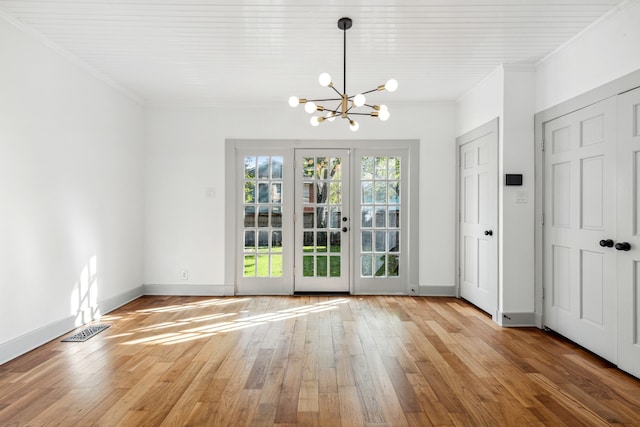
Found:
[0,0,626,105]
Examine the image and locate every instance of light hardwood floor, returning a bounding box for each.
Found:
[1,295,640,426]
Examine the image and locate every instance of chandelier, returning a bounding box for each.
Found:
[288,17,397,132]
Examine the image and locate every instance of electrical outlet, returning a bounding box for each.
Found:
[180,269,189,280]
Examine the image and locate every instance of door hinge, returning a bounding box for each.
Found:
[541,212,545,225]
[542,287,545,300]
[542,140,545,152]
[293,213,296,223]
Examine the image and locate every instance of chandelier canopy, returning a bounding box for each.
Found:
[289,17,397,132]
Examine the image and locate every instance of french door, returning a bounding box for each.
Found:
[294,150,350,292]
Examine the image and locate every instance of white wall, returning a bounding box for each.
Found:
[144,103,457,293]
[457,65,537,322]
[536,1,640,112]
[0,16,144,361]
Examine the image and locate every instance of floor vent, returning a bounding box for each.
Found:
[62,324,110,342]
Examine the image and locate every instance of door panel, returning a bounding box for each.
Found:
[543,97,617,362]
[294,150,350,292]
[458,120,498,316]
[617,87,640,378]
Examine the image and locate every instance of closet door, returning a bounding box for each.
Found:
[543,97,618,362]
[617,87,640,378]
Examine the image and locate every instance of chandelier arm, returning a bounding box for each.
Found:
[306,97,343,102]
[360,88,379,95]
[330,85,342,97]
[347,112,377,116]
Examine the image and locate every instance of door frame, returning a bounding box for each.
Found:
[455,118,500,320]
[225,139,420,295]
[534,69,640,329]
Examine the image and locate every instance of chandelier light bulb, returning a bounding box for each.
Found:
[305,102,317,114]
[353,94,366,107]
[349,120,359,132]
[379,104,388,112]
[379,109,390,121]
[288,96,300,107]
[326,112,336,122]
[310,116,320,126]
[319,73,332,87]
[385,79,398,92]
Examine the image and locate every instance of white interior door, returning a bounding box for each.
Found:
[543,97,617,362]
[458,119,498,317]
[294,150,350,292]
[617,87,640,378]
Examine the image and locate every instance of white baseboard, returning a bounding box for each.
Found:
[143,284,227,296]
[0,286,144,366]
[98,285,144,315]
[418,285,457,296]
[0,315,75,365]
[497,311,537,327]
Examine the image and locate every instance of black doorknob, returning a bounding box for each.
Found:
[342,227,348,232]
[484,230,493,236]
[615,242,631,251]
[342,217,348,222]
[599,239,614,247]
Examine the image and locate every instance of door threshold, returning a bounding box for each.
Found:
[293,291,351,296]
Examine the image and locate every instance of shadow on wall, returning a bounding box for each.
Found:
[70,255,100,326]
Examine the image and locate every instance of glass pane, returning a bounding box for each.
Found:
[317,232,327,252]
[303,182,314,203]
[303,157,315,178]
[258,230,269,250]
[375,182,387,204]
[330,157,342,180]
[389,207,400,228]
[317,256,327,277]
[272,254,283,276]
[258,156,270,179]
[375,231,386,252]
[361,231,372,252]
[389,157,400,179]
[375,207,386,228]
[316,207,328,228]
[375,157,387,179]
[257,254,269,277]
[330,231,341,253]
[244,156,256,179]
[271,182,282,204]
[244,231,255,251]
[361,157,374,179]
[303,256,314,276]
[316,157,329,179]
[258,183,269,203]
[271,206,282,227]
[303,211,314,228]
[361,206,373,228]
[258,206,269,227]
[330,182,342,204]
[330,256,341,277]
[375,255,386,277]
[244,182,255,203]
[361,255,372,276]
[389,231,399,252]
[244,206,255,227]
[316,182,328,204]
[362,181,373,203]
[388,182,400,204]
[330,207,341,228]
[303,232,314,252]
[272,230,283,251]
[244,255,255,276]
[388,255,399,276]
[272,156,283,179]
